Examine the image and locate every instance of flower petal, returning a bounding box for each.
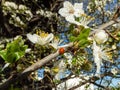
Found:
[59,1,74,17]
[74,3,83,10]
[45,33,54,44]
[65,15,80,25]
[74,3,84,17]
[37,36,45,45]
[93,41,102,76]
[63,1,74,10]
[58,8,70,17]
[27,34,39,43]
[49,43,58,49]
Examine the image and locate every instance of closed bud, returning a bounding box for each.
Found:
[81,60,92,71]
[94,30,108,44]
[72,28,81,36]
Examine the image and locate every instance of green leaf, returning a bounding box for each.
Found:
[78,28,90,48]
[78,28,90,40]
[69,36,77,42]
[0,36,28,63]
[70,28,90,48]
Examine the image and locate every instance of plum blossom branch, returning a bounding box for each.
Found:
[1,1,120,88]
[0,17,120,89]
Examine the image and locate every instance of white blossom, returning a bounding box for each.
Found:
[49,38,63,49]
[25,10,33,20]
[53,75,94,90]
[4,1,18,10]
[54,60,67,80]
[79,15,94,28]
[94,30,108,44]
[36,9,44,15]
[58,1,84,25]
[36,9,54,18]
[16,17,21,22]
[93,41,103,76]
[92,41,110,77]
[27,33,54,45]
[49,38,70,50]
[19,4,27,10]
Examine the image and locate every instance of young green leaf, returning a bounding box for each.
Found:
[0,36,28,63]
[70,28,90,48]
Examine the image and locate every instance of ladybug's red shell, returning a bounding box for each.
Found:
[59,48,65,54]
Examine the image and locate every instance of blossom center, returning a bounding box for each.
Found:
[69,9,75,14]
[36,30,48,38]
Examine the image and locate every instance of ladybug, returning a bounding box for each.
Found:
[59,48,65,54]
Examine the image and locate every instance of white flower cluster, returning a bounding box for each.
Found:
[2,1,17,13]
[27,31,69,49]
[53,75,94,90]
[87,0,113,12]
[2,1,33,29]
[36,9,56,18]
[18,5,33,21]
[87,0,113,18]
[58,1,93,28]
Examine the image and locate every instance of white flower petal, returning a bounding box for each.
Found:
[65,15,80,25]
[58,8,70,17]
[63,1,74,10]
[27,34,39,43]
[74,3,83,11]
[93,41,102,76]
[58,1,74,17]
[53,76,94,90]
[74,3,84,17]
[37,36,45,45]
[45,33,54,43]
[49,43,58,49]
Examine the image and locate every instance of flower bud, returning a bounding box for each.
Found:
[72,28,81,36]
[81,60,92,71]
[94,30,108,44]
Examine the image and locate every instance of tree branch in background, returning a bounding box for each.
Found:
[90,18,120,35]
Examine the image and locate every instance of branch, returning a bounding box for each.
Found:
[0,43,73,89]
[68,72,114,90]
[0,51,59,89]
[90,18,120,35]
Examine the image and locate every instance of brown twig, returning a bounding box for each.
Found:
[90,18,120,36]
[0,43,73,89]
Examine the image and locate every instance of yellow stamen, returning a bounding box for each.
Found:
[36,29,48,38]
